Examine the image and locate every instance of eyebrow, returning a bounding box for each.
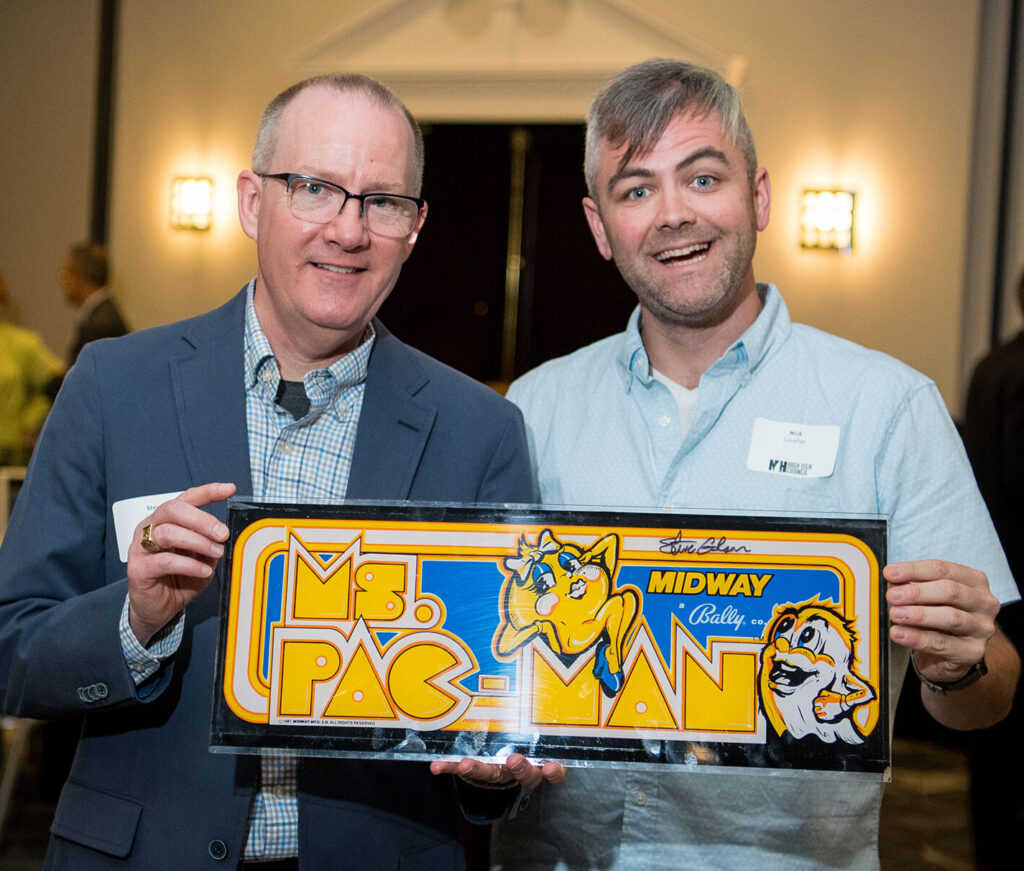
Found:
[293,170,408,194]
[606,146,732,196]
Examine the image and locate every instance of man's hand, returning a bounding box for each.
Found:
[885,559,998,681]
[430,753,567,791]
[885,559,1019,729]
[127,482,236,645]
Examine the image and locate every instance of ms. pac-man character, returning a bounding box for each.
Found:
[758,599,876,744]
[494,529,640,697]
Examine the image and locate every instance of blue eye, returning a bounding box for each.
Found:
[531,564,555,592]
[693,175,715,190]
[558,552,581,573]
[776,616,795,638]
[366,195,397,210]
[293,181,326,197]
[626,187,651,200]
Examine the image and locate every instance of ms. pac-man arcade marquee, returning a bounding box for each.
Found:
[211,501,889,777]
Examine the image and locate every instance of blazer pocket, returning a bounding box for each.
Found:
[50,779,142,858]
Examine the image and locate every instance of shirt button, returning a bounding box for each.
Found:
[273,786,288,800]
[261,369,274,383]
[280,441,294,455]
[658,416,671,428]
[634,791,647,806]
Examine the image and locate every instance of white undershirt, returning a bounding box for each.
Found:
[652,368,698,438]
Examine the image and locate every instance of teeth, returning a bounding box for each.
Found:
[315,263,359,273]
[656,243,710,262]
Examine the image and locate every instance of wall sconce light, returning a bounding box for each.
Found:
[800,189,855,251]
[170,177,214,230]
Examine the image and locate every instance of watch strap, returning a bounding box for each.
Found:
[911,651,987,695]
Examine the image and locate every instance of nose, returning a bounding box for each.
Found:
[656,184,697,230]
[322,195,370,249]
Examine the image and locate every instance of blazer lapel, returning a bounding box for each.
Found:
[168,289,253,497]
[347,323,436,500]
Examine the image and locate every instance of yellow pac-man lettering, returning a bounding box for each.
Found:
[389,643,460,720]
[323,644,395,719]
[353,562,406,621]
[531,648,601,726]
[294,554,351,620]
[683,651,757,732]
[278,641,340,717]
[606,649,677,730]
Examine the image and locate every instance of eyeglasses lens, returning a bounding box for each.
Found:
[286,178,418,236]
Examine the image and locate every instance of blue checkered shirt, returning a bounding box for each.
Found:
[121,278,373,859]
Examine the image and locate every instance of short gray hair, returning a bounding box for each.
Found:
[251,73,425,195]
[584,58,757,200]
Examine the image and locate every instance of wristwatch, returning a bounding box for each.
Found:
[911,651,988,695]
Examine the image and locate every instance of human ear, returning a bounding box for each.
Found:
[402,201,428,261]
[582,197,613,261]
[753,168,771,232]
[236,171,262,242]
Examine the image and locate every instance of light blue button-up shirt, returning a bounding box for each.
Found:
[496,284,1017,871]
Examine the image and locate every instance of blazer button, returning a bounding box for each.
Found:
[77,683,109,703]
[208,839,229,861]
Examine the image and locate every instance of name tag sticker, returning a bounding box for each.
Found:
[112,491,183,562]
[746,418,840,478]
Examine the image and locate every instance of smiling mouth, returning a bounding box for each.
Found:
[314,262,362,274]
[768,661,812,690]
[654,242,711,265]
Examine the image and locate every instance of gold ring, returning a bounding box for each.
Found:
[140,523,160,552]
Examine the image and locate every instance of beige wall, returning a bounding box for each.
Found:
[2,0,986,410]
[0,0,99,359]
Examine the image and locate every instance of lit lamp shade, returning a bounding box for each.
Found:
[170,177,214,230]
[800,190,854,251]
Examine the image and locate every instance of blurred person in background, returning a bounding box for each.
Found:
[60,242,129,366]
[962,268,1024,871]
[0,271,62,467]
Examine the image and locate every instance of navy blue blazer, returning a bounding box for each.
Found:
[0,289,534,870]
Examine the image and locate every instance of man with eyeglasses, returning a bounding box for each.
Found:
[0,74,545,870]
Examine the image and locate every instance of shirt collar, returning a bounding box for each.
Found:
[242,277,375,399]
[615,283,790,392]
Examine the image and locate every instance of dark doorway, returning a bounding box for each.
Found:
[379,124,635,387]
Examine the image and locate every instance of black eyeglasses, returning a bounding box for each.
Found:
[260,173,424,237]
